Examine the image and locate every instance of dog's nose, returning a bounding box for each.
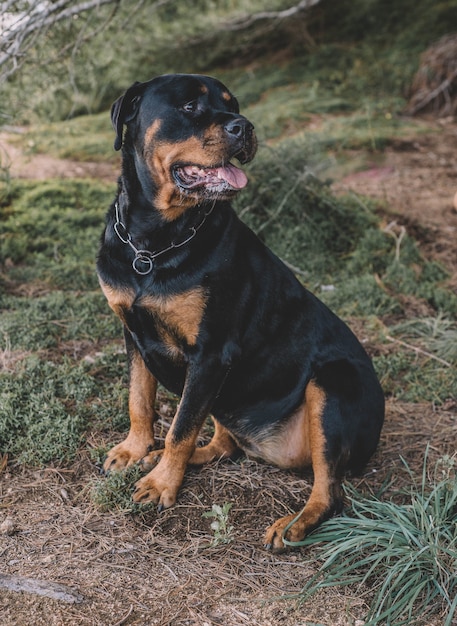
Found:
[224,117,253,139]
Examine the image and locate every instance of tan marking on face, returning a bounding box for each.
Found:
[144,119,162,144]
[140,287,207,347]
[221,91,231,102]
[144,124,230,220]
[200,84,208,94]
[99,280,135,323]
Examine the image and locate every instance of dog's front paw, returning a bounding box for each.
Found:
[139,448,164,471]
[103,434,155,473]
[133,466,180,511]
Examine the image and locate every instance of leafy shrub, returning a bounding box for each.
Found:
[235,138,377,280]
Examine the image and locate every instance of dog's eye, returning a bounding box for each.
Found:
[181,100,198,113]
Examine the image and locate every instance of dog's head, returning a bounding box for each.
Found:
[111,74,257,220]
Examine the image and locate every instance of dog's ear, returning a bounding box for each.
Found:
[111,81,146,151]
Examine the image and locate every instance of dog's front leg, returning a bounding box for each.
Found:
[103,330,157,473]
[133,356,228,510]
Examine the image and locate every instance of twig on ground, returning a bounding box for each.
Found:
[0,573,83,603]
[385,334,452,367]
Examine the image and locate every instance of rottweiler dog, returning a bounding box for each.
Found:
[97,73,384,550]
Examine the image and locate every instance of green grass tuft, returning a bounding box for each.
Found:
[91,465,155,513]
[389,315,457,365]
[294,451,457,626]
[374,350,456,404]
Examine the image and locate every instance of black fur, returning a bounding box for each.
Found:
[97,74,384,550]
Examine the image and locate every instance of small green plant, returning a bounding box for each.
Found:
[91,465,154,513]
[202,503,235,547]
[292,450,457,625]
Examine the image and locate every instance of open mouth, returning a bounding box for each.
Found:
[173,161,248,193]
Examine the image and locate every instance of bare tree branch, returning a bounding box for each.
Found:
[408,66,457,116]
[0,0,179,83]
[223,0,322,31]
[0,0,120,82]
[0,573,84,604]
[178,0,321,62]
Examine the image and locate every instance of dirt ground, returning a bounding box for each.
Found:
[333,117,457,279]
[0,119,456,626]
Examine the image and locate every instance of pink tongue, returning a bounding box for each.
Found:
[217,164,248,189]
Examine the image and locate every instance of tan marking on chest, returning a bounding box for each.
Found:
[99,280,135,323]
[140,287,207,346]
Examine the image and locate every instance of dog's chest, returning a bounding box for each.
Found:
[99,281,207,352]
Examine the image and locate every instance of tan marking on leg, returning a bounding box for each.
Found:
[264,381,335,550]
[140,287,207,346]
[103,350,157,472]
[188,418,238,465]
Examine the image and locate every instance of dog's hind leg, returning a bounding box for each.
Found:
[188,417,239,465]
[263,381,344,551]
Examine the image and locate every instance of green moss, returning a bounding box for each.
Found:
[0,357,94,465]
[0,179,113,290]
[91,465,155,513]
[320,275,400,318]
[0,291,120,351]
[0,349,129,466]
[18,112,116,163]
[374,351,456,405]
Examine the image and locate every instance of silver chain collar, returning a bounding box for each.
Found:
[113,200,216,275]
